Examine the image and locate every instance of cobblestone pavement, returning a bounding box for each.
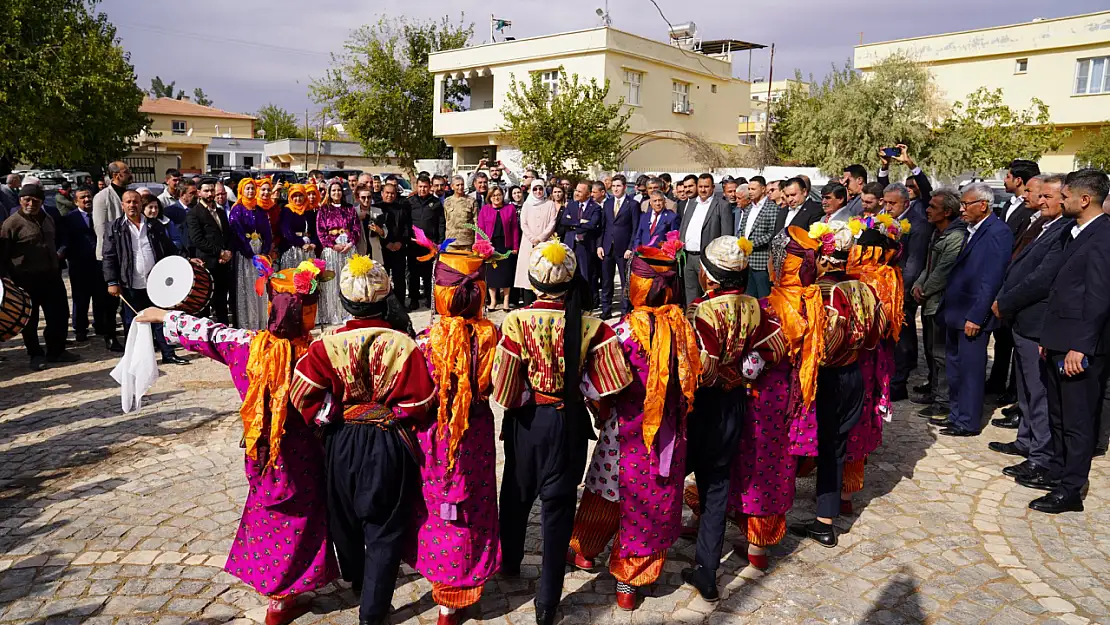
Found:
[1,309,1108,625]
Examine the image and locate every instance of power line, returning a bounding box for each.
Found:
[115,21,333,58]
[645,0,730,81]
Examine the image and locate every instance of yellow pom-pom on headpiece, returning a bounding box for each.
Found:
[542,243,566,266]
[736,237,754,256]
[848,217,865,237]
[297,260,322,277]
[347,254,374,278]
[808,222,832,239]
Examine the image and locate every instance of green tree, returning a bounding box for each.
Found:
[0,0,150,173]
[930,88,1067,178]
[256,104,299,140]
[150,76,183,99]
[501,70,632,179]
[311,15,473,178]
[192,88,213,107]
[773,56,942,175]
[1075,124,1110,170]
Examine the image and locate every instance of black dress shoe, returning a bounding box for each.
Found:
[680,566,719,602]
[988,441,1027,457]
[996,391,1017,406]
[940,426,979,437]
[359,618,388,625]
[535,603,558,625]
[161,354,190,366]
[1016,472,1058,491]
[407,300,421,312]
[1029,492,1083,514]
[789,520,837,548]
[929,415,953,427]
[1002,460,1037,479]
[75,332,89,342]
[992,413,1020,429]
[1095,447,1108,458]
[918,404,947,418]
[910,393,935,405]
[889,386,908,402]
[912,382,932,395]
[1001,404,1021,418]
[47,350,81,363]
[105,337,124,353]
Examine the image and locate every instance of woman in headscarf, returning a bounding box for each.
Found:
[840,216,904,514]
[229,178,273,330]
[315,180,361,325]
[514,179,560,307]
[476,186,520,311]
[409,241,502,625]
[508,185,525,215]
[135,258,338,625]
[258,177,283,252]
[142,194,182,251]
[355,183,386,264]
[567,236,699,611]
[278,184,320,271]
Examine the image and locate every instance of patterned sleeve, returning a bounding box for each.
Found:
[749,310,789,368]
[584,323,634,398]
[386,347,436,422]
[491,330,527,409]
[865,285,887,351]
[290,340,341,426]
[164,310,253,367]
[693,301,721,387]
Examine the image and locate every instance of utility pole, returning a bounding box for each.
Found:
[762,43,775,169]
[304,109,309,173]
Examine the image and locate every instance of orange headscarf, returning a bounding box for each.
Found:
[257,177,275,211]
[236,177,258,210]
[427,252,497,474]
[305,183,321,211]
[767,226,826,409]
[286,184,309,215]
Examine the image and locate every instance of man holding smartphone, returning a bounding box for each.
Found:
[467,158,519,192]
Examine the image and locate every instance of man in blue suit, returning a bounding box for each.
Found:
[937,182,1013,436]
[629,190,679,250]
[991,174,1072,486]
[57,187,122,352]
[559,181,602,308]
[596,175,639,318]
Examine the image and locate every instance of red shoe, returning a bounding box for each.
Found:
[436,610,461,625]
[615,583,638,610]
[840,499,854,515]
[265,604,309,625]
[566,549,594,570]
[747,552,769,571]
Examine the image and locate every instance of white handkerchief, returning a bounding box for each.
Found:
[110,320,159,413]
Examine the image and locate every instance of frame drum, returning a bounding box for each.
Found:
[0,278,32,341]
[147,257,213,314]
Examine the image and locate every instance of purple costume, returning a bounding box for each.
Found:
[164,311,337,598]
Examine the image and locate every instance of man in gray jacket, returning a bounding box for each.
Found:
[92,161,131,260]
[679,173,734,306]
[911,189,966,418]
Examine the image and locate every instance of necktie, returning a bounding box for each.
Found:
[650,213,657,234]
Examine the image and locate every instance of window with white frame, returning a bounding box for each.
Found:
[623,70,642,106]
[540,70,560,97]
[1015,58,1028,74]
[172,120,187,134]
[1074,57,1110,95]
[672,81,690,113]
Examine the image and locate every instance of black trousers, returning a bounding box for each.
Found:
[325,422,418,621]
[203,263,231,325]
[892,298,919,390]
[70,265,116,338]
[815,363,864,519]
[407,254,433,305]
[599,251,629,316]
[120,288,174,358]
[382,249,407,304]
[688,386,744,574]
[1044,350,1106,500]
[988,327,1015,389]
[17,273,69,358]
[500,404,589,611]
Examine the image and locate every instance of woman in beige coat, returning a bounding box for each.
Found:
[513,179,560,305]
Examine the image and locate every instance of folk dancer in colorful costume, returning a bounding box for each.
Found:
[290,256,436,625]
[491,240,633,625]
[789,221,883,548]
[842,215,909,513]
[567,233,699,610]
[229,178,274,330]
[136,258,338,625]
[315,181,362,325]
[257,176,283,247]
[277,184,319,270]
[410,229,504,625]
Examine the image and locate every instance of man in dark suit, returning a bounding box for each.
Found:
[936,183,1013,437]
[596,175,638,318]
[885,180,932,402]
[185,178,233,324]
[775,177,823,232]
[58,187,122,352]
[675,174,698,222]
[378,181,411,304]
[406,174,445,310]
[559,181,603,307]
[629,191,679,251]
[988,159,1042,398]
[1027,169,1110,514]
[991,174,1072,488]
[678,174,734,306]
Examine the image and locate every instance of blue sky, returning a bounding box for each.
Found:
[98,0,1108,117]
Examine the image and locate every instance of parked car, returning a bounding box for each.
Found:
[257,169,303,186]
[958,179,1014,214]
[378,173,412,197]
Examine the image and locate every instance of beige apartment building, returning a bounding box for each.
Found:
[855,10,1110,173]
[739,78,809,146]
[428,26,758,175]
[129,97,257,179]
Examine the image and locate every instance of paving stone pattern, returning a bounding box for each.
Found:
[1,308,1108,624]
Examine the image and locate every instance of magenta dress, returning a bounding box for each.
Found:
[728,360,799,517]
[847,340,893,463]
[412,330,501,600]
[583,319,687,559]
[164,311,338,598]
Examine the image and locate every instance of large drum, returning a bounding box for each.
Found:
[0,277,32,341]
[147,257,213,314]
